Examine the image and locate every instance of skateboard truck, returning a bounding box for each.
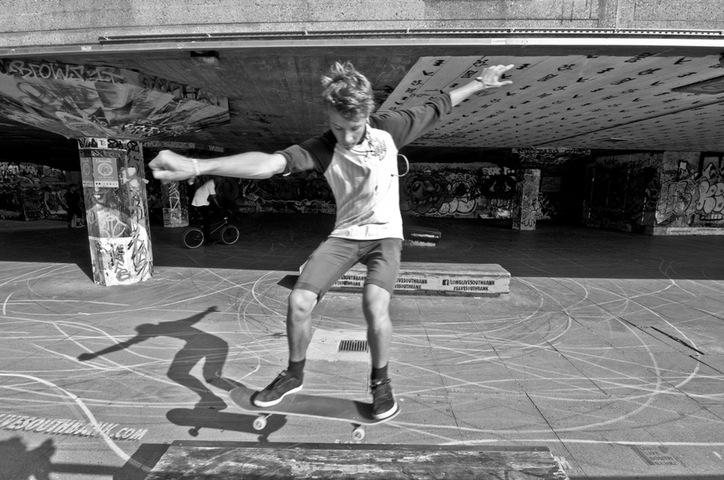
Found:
[252,412,367,440]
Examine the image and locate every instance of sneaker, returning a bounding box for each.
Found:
[253,370,303,407]
[371,378,398,419]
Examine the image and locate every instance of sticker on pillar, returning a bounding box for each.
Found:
[93,157,119,188]
[80,156,94,188]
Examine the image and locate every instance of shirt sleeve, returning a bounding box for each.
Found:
[277,130,336,175]
[369,94,453,149]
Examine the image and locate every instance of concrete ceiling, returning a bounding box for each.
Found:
[1,34,724,168]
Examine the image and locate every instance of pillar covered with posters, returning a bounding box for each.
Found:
[512,169,541,231]
[161,181,189,228]
[78,138,153,286]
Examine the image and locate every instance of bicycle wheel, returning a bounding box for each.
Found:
[182,227,205,249]
[220,224,240,245]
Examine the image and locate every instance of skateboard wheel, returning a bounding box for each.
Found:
[352,426,365,441]
[253,415,267,431]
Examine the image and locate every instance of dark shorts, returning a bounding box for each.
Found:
[295,237,402,299]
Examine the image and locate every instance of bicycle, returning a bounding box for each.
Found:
[182,216,240,249]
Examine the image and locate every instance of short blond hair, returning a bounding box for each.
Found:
[321,61,375,120]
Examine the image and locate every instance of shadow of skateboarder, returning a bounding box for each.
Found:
[78,306,231,410]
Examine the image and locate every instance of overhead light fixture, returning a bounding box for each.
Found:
[672,73,724,95]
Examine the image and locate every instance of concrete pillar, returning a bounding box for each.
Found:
[512,169,541,231]
[78,138,153,286]
[161,181,189,227]
[598,0,621,28]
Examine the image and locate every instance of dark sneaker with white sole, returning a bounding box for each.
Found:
[253,370,303,408]
[371,378,398,419]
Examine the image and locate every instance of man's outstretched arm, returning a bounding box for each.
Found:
[149,150,287,183]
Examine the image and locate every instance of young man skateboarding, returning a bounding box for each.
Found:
[149,61,513,419]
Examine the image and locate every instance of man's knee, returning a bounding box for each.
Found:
[362,284,391,321]
[288,288,318,320]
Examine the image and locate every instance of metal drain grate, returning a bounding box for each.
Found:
[629,446,681,466]
[338,339,369,353]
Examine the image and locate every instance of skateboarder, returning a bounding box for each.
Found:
[149,61,514,419]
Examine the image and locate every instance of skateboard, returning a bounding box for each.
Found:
[229,385,399,441]
[166,406,287,437]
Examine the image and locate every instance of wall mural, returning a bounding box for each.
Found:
[657,154,724,228]
[584,152,724,231]
[223,163,560,222]
[400,164,518,218]
[0,59,229,140]
[0,162,71,221]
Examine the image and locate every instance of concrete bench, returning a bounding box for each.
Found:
[330,261,510,296]
[142,442,567,479]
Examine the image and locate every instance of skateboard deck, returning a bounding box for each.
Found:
[166,407,287,438]
[229,385,398,441]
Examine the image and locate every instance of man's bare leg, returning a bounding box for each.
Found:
[363,284,398,419]
[362,284,392,368]
[287,287,318,362]
[252,287,317,407]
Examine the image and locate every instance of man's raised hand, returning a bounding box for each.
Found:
[477,64,515,89]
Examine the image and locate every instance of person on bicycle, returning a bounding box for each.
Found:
[150,61,514,419]
[191,176,222,245]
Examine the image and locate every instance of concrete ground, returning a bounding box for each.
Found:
[1,213,723,479]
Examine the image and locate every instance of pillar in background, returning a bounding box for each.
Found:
[78,138,153,286]
[512,169,541,231]
[161,181,189,227]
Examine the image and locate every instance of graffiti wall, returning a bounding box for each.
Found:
[79,138,153,286]
[401,163,517,218]
[0,162,71,221]
[226,170,336,215]
[656,151,724,230]
[583,151,724,233]
[219,162,560,222]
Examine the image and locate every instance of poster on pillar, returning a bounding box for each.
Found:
[79,152,121,189]
[92,157,119,188]
[80,156,94,188]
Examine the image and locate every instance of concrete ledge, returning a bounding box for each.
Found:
[143,442,568,479]
[331,262,510,296]
[645,226,724,236]
[404,226,442,247]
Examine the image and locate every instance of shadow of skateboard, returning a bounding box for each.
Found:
[230,385,399,441]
